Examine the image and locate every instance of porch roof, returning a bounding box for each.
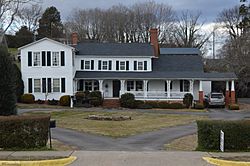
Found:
[74,71,237,81]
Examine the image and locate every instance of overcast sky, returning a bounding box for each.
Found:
[42,0,240,23]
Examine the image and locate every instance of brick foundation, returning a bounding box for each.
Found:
[199,91,204,104]
[230,91,236,104]
[103,99,120,108]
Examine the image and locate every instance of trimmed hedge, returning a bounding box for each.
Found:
[144,101,185,109]
[197,120,250,151]
[183,93,193,108]
[47,99,58,105]
[194,103,205,109]
[228,104,240,110]
[59,95,71,106]
[89,91,103,106]
[20,93,35,104]
[0,115,50,149]
[120,93,136,108]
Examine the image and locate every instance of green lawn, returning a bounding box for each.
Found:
[27,110,206,138]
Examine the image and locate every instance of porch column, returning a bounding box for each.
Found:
[166,80,171,98]
[120,80,125,97]
[189,80,194,95]
[225,81,230,106]
[199,80,204,104]
[143,80,148,98]
[98,80,104,96]
[231,80,236,104]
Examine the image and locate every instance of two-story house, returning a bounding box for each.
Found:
[19,29,237,106]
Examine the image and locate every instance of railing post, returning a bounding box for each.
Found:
[120,80,125,97]
[98,80,104,96]
[143,80,148,99]
[189,80,194,95]
[166,80,171,98]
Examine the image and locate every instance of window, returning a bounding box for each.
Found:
[184,80,190,92]
[138,61,143,70]
[136,81,143,91]
[34,79,41,92]
[102,61,108,70]
[85,61,90,70]
[120,61,126,70]
[53,78,60,92]
[93,81,99,91]
[127,81,134,91]
[84,81,92,91]
[52,52,59,66]
[33,52,40,66]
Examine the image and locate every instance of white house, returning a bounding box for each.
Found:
[19,29,237,105]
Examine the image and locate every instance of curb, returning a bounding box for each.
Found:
[203,157,250,166]
[0,156,76,166]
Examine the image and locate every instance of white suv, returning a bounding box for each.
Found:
[204,92,225,108]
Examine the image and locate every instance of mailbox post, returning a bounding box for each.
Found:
[49,119,56,149]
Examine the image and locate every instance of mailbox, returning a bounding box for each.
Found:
[50,119,56,128]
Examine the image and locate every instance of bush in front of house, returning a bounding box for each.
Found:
[144,101,160,108]
[197,120,250,151]
[89,91,103,107]
[183,93,193,108]
[168,102,185,109]
[59,95,71,106]
[194,103,205,109]
[20,93,35,104]
[47,99,59,105]
[158,101,170,109]
[120,93,136,108]
[228,104,240,110]
[0,115,50,149]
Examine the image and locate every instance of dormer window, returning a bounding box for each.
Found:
[52,52,59,66]
[120,61,126,70]
[85,61,90,70]
[138,61,143,70]
[102,61,108,70]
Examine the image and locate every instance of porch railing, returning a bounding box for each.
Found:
[124,91,190,99]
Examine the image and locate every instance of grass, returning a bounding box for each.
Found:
[26,110,206,138]
[17,103,69,109]
[165,134,197,151]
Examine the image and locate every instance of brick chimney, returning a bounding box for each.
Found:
[71,32,78,45]
[150,28,159,57]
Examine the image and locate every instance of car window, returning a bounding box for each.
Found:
[211,94,223,98]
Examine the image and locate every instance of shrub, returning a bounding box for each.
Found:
[47,99,58,105]
[59,95,71,106]
[0,115,50,149]
[120,93,135,108]
[134,100,145,108]
[144,101,159,108]
[0,46,17,115]
[35,100,45,104]
[168,102,185,109]
[75,91,89,105]
[183,93,193,108]
[158,101,170,109]
[89,91,103,107]
[197,120,250,151]
[194,103,205,109]
[20,93,35,104]
[137,103,153,109]
[228,104,240,110]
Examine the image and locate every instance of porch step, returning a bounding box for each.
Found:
[103,99,120,108]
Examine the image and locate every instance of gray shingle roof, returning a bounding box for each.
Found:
[160,48,201,55]
[75,42,154,57]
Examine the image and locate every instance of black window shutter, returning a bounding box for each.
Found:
[91,60,94,70]
[116,61,119,70]
[79,80,84,91]
[47,78,52,93]
[108,60,112,70]
[170,81,173,89]
[180,80,183,92]
[134,61,137,70]
[42,78,46,93]
[42,51,46,66]
[126,61,129,71]
[81,60,84,69]
[144,61,147,70]
[61,78,66,93]
[98,60,102,70]
[61,51,65,66]
[28,52,32,66]
[28,78,32,93]
[165,82,167,91]
[47,51,51,66]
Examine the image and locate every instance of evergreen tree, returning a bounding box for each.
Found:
[37,6,64,39]
[13,64,24,102]
[0,46,17,115]
[15,26,33,47]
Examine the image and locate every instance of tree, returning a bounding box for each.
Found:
[0,0,40,42]
[13,64,24,102]
[0,46,17,115]
[15,26,34,47]
[17,4,43,32]
[37,6,64,39]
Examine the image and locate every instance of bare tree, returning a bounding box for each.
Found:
[17,4,43,32]
[171,10,209,48]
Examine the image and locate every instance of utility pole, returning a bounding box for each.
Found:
[212,28,216,59]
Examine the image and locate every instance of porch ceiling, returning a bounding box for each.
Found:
[74,71,237,81]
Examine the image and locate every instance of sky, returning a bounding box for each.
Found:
[42,0,240,23]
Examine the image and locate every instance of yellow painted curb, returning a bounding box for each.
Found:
[203,157,250,166]
[0,156,76,166]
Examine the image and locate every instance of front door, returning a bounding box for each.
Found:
[113,80,121,97]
